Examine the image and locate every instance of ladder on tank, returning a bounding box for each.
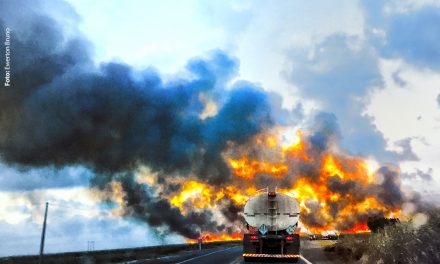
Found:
[267,187,278,234]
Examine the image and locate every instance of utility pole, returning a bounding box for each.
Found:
[87,241,95,252]
[39,202,49,264]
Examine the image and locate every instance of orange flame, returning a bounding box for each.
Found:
[168,129,401,239]
[342,223,370,233]
[187,232,242,243]
[170,181,257,212]
[170,181,223,212]
[229,158,288,180]
[282,130,310,161]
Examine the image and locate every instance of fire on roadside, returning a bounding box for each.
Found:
[187,232,242,243]
[167,129,401,241]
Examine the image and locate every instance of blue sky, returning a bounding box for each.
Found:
[1,0,440,256]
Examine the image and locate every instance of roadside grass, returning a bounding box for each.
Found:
[325,208,440,263]
[315,240,338,247]
[324,233,369,263]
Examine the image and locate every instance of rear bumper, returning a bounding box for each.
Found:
[243,254,300,258]
[243,234,300,255]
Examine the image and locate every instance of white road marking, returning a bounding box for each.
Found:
[300,255,313,264]
[175,246,240,264]
[229,257,242,264]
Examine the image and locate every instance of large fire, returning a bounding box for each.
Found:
[166,129,402,241]
[187,232,243,243]
[229,158,288,180]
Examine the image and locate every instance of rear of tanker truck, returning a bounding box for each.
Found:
[242,191,300,263]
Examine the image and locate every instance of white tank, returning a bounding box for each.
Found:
[244,192,300,231]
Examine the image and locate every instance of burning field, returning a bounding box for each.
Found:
[96,122,420,243]
[156,126,411,242]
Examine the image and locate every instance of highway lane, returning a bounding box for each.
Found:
[134,239,337,264]
[175,246,243,264]
[173,245,312,264]
[172,239,337,264]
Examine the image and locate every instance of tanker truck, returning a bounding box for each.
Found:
[243,190,300,263]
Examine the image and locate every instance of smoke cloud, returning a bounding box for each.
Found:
[0,0,271,238]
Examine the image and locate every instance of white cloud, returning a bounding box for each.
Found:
[66,0,365,110]
[233,0,365,108]
[0,187,183,256]
[67,0,227,73]
[384,0,440,14]
[367,58,440,201]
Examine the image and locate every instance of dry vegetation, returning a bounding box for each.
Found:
[325,208,440,264]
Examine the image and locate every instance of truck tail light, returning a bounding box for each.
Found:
[250,235,258,241]
[268,192,276,197]
[285,236,293,241]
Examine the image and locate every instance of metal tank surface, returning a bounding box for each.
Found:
[242,191,301,263]
[244,192,300,231]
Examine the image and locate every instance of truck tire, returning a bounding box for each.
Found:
[285,257,299,263]
[243,257,254,263]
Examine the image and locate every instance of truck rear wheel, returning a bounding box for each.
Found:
[243,257,255,263]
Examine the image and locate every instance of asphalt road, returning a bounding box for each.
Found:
[135,239,338,264]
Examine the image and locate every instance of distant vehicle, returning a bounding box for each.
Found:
[309,231,338,240]
[242,190,300,263]
[321,231,338,240]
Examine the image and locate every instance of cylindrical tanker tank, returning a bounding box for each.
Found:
[244,192,300,232]
[242,191,300,263]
